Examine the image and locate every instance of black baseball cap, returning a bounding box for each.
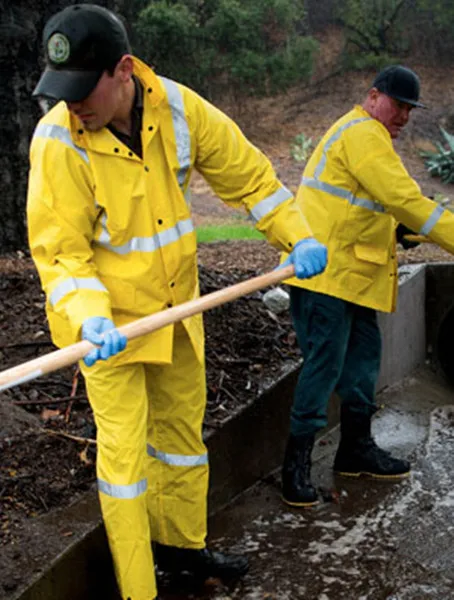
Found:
[32,4,131,103]
[372,65,427,108]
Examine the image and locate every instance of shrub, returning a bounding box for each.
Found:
[421,128,454,184]
[134,0,317,98]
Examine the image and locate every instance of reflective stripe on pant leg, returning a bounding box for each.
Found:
[81,361,157,600]
[145,324,208,548]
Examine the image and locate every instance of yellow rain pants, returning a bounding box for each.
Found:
[80,324,208,600]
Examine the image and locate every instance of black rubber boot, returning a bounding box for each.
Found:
[153,543,249,582]
[334,408,411,479]
[281,434,318,507]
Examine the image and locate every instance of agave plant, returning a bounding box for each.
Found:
[421,127,454,184]
[290,133,317,163]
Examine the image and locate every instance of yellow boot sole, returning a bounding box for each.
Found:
[334,469,411,480]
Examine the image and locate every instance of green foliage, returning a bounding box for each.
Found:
[266,36,319,93]
[415,0,454,29]
[290,133,317,163]
[338,0,409,62]
[134,0,317,98]
[341,52,395,72]
[421,128,454,184]
[134,2,204,88]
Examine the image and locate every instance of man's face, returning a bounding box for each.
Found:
[367,89,414,139]
[66,58,132,131]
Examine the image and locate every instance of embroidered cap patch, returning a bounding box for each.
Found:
[47,33,71,64]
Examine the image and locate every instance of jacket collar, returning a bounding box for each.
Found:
[71,56,165,153]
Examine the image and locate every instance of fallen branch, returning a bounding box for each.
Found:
[40,428,96,445]
[65,366,81,423]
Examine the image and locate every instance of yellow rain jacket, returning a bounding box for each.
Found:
[286,105,454,312]
[27,57,312,363]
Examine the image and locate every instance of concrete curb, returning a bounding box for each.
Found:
[12,264,428,600]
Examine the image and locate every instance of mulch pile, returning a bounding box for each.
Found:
[0,249,299,558]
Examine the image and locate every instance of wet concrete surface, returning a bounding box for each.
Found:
[156,366,454,600]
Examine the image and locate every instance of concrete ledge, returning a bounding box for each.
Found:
[377,264,426,391]
[12,264,428,600]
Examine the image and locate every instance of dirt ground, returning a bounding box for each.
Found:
[2,32,454,595]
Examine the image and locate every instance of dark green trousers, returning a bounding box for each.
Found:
[289,287,381,436]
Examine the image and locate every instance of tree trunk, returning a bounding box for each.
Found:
[0,0,125,252]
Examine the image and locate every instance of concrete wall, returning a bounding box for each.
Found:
[377,264,427,391]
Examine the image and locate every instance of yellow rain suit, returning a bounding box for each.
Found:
[285,104,454,311]
[27,57,313,600]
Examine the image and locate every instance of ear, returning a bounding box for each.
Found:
[116,55,134,82]
[368,87,380,103]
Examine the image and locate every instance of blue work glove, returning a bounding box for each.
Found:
[82,317,127,367]
[282,237,328,279]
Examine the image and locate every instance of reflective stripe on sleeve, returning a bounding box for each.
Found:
[419,203,445,235]
[147,444,208,467]
[249,186,293,223]
[49,277,107,307]
[98,478,147,499]
[33,123,89,164]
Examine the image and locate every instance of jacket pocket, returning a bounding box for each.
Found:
[353,244,389,265]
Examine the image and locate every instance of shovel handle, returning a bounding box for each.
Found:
[402,234,431,244]
[0,264,295,392]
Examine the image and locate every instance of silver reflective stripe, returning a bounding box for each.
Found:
[184,187,192,206]
[147,444,208,467]
[160,77,191,189]
[33,123,89,164]
[49,277,107,307]
[95,218,194,255]
[419,203,445,235]
[302,177,385,214]
[250,186,293,223]
[306,116,385,215]
[97,212,111,245]
[98,478,147,499]
[314,118,370,178]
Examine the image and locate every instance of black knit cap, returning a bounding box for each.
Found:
[32,4,131,102]
[373,65,427,108]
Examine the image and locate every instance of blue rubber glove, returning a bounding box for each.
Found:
[282,237,328,279]
[82,317,127,367]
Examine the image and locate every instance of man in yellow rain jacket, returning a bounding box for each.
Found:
[281,65,454,508]
[27,4,327,599]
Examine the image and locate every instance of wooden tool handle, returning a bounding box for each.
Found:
[0,264,295,392]
[402,234,431,244]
